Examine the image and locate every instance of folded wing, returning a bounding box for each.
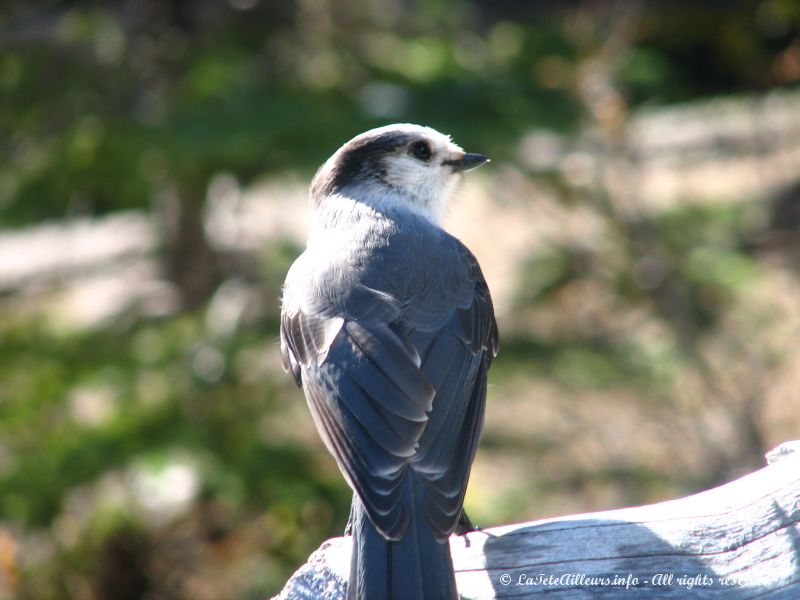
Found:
[280,242,498,540]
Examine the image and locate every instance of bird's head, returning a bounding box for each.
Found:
[310,124,488,225]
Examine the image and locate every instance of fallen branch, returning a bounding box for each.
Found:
[275,441,800,599]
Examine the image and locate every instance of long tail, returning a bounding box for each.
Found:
[347,484,458,600]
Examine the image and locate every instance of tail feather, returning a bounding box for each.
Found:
[347,479,457,600]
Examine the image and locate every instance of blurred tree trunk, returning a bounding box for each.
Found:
[137,0,223,312]
[160,181,222,312]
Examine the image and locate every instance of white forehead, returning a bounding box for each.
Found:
[353,123,463,153]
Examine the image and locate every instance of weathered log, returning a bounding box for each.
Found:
[274,441,800,599]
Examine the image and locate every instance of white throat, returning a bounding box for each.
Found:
[337,179,450,227]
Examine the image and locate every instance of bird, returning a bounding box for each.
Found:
[280,123,499,600]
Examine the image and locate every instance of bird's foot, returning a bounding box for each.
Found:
[455,510,481,535]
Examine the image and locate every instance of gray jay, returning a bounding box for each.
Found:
[280,123,499,599]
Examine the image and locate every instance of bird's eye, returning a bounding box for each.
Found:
[409,141,432,161]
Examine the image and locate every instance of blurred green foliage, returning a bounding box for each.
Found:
[1,0,799,598]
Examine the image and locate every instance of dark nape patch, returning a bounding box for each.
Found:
[312,131,414,202]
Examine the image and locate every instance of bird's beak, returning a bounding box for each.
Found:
[443,152,490,172]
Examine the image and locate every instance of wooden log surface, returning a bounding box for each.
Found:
[274,441,800,599]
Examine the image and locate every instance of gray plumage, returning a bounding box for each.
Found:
[280,124,498,600]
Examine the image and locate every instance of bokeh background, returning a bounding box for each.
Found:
[2,1,800,598]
